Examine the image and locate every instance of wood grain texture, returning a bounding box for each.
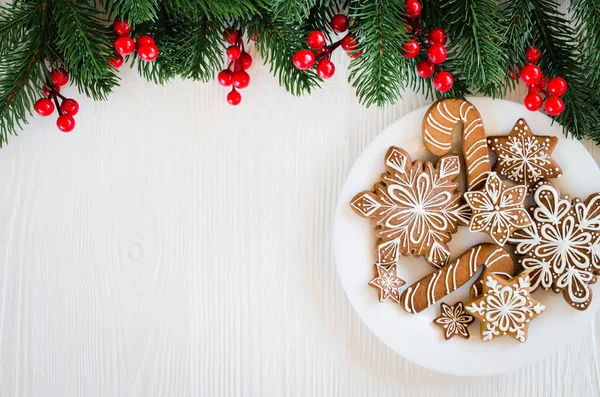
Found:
[1,43,600,397]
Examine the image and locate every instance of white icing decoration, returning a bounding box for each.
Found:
[464,173,533,246]
[369,263,406,303]
[400,244,515,314]
[508,184,600,310]
[489,119,562,188]
[433,302,474,340]
[350,147,466,268]
[422,100,491,191]
[466,274,545,343]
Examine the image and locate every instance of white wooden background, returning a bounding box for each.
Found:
[1,48,599,396]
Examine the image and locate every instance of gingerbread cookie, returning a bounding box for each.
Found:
[350,146,470,269]
[508,181,600,310]
[422,99,492,191]
[488,118,562,189]
[464,172,533,246]
[400,243,515,314]
[433,301,474,340]
[466,271,546,342]
[369,263,406,303]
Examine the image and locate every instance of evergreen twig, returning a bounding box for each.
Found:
[0,0,50,146]
[347,0,411,107]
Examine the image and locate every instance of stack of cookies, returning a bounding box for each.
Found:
[350,99,600,343]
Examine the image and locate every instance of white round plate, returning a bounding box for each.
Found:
[334,97,600,376]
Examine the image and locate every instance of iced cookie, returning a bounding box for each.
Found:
[509,181,600,310]
[466,271,546,343]
[464,172,533,246]
[488,118,562,189]
[433,301,474,340]
[369,263,406,303]
[400,243,515,314]
[422,99,492,191]
[350,146,470,269]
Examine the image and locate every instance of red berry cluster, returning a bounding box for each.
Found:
[109,20,159,68]
[217,28,253,106]
[291,14,361,78]
[515,46,567,116]
[34,69,79,133]
[402,0,453,92]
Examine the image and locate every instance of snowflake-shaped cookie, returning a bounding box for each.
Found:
[369,263,406,303]
[508,181,600,310]
[433,302,474,340]
[488,119,562,189]
[351,146,470,268]
[464,172,533,246]
[466,272,546,343]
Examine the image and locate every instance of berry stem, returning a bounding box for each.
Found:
[316,38,343,62]
[51,92,62,116]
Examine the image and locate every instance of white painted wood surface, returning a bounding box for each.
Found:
[1,49,599,397]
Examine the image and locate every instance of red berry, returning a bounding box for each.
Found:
[226,45,241,61]
[349,50,363,59]
[428,43,447,64]
[113,20,131,36]
[42,85,59,98]
[330,14,349,33]
[224,28,239,44]
[108,54,124,68]
[56,114,75,132]
[405,0,422,18]
[428,28,447,45]
[50,69,69,87]
[138,44,159,61]
[402,40,420,59]
[227,89,242,106]
[307,31,326,50]
[218,70,233,86]
[524,92,543,111]
[341,34,358,51]
[545,96,565,116]
[114,36,135,55]
[537,76,548,89]
[547,77,567,96]
[525,46,541,63]
[136,35,155,49]
[240,52,253,70]
[316,59,335,79]
[232,71,250,89]
[292,49,315,70]
[416,60,435,78]
[61,99,79,116]
[520,64,542,85]
[509,68,519,80]
[528,84,541,94]
[34,98,54,116]
[433,71,454,92]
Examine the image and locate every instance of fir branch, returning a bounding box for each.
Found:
[570,0,600,96]
[267,0,320,23]
[51,0,119,100]
[505,0,599,141]
[249,17,322,96]
[106,0,159,25]
[442,0,509,97]
[347,0,411,107]
[0,0,50,146]
[196,0,260,20]
[133,16,224,84]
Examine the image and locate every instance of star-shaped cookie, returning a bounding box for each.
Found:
[463,172,533,246]
[433,302,475,340]
[369,263,406,302]
[488,118,562,189]
[466,271,546,343]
